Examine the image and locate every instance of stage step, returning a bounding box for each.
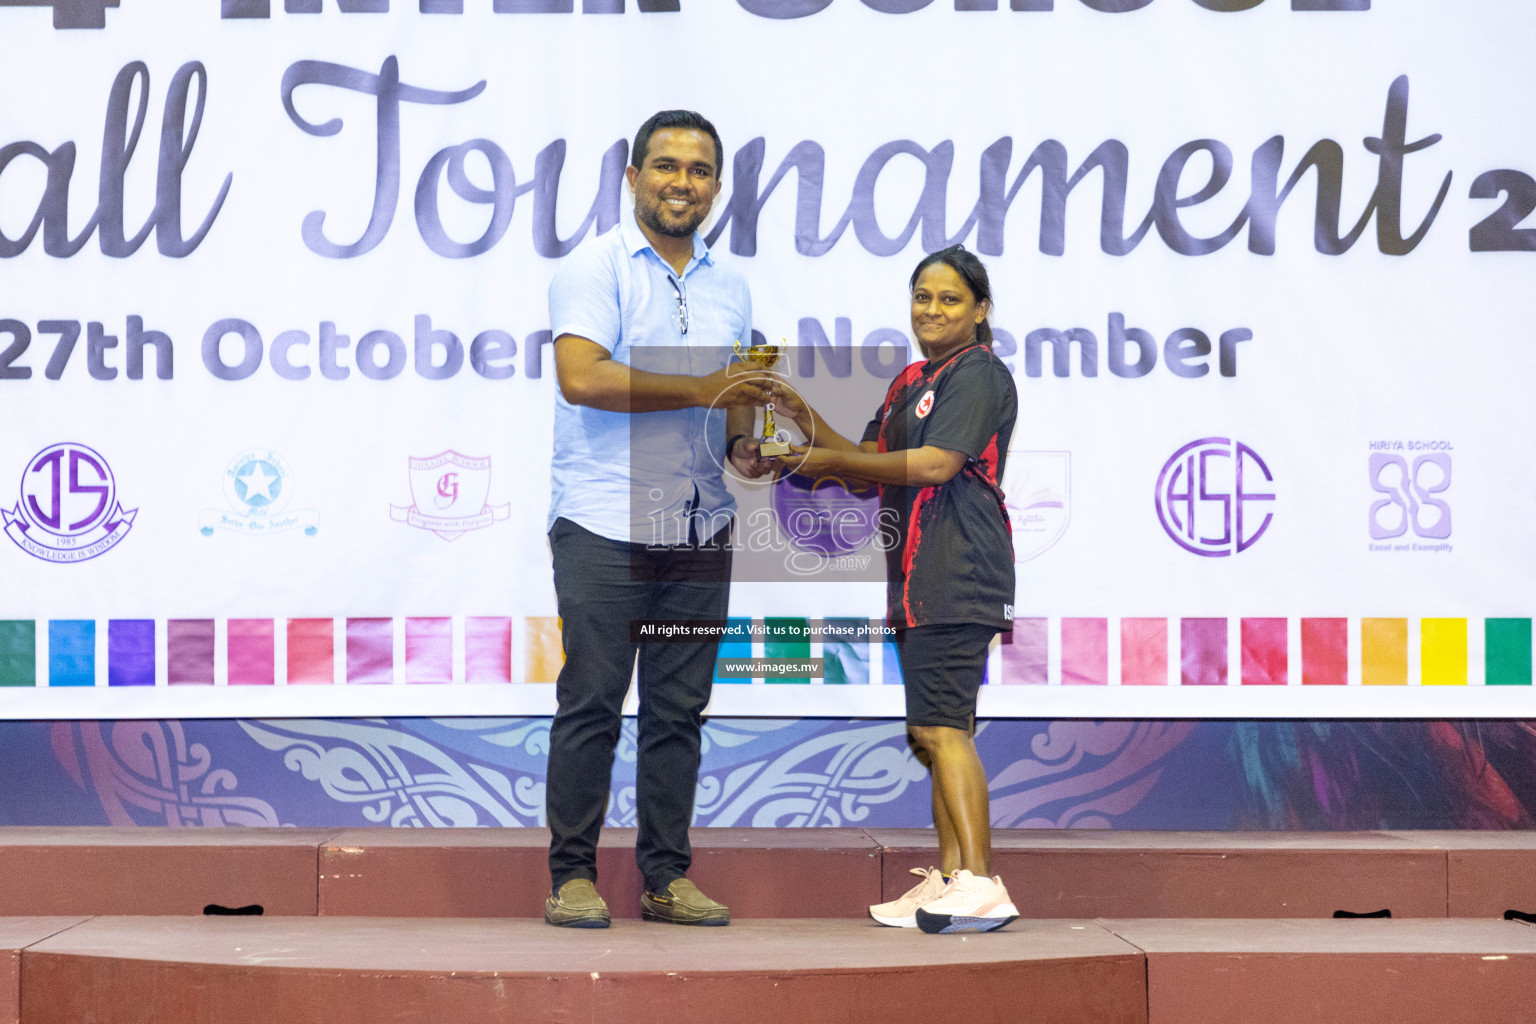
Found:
[1102,918,1536,1024]
[0,920,85,1024]
[0,829,337,917]
[319,826,882,919]
[0,828,1533,920]
[10,916,1536,1024]
[1397,830,1536,916]
[18,917,1146,1024]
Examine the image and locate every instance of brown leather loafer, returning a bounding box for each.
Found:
[545,878,611,928]
[640,878,730,926]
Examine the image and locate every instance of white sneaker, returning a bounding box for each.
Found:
[914,870,1018,934]
[869,866,949,928]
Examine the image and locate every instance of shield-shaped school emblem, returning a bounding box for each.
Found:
[1001,451,1070,562]
[390,451,509,541]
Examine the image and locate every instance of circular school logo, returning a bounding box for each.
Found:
[3,443,136,562]
[915,390,936,419]
[201,448,319,537]
[1154,437,1275,557]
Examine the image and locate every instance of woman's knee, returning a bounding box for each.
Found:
[908,723,967,753]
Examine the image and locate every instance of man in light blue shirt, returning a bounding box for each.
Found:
[543,110,775,929]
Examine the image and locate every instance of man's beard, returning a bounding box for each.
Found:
[638,197,707,239]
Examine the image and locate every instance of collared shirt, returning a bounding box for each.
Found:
[547,213,754,544]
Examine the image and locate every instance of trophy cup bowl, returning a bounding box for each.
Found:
[733,338,784,370]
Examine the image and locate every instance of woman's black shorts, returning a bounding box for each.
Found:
[895,622,1000,729]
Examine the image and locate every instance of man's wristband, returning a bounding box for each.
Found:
[726,434,748,460]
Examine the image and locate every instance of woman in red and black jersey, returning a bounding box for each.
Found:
[782,245,1019,933]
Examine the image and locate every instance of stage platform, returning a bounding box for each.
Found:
[7,917,1536,1024]
[1,829,1535,1022]
[0,827,1533,920]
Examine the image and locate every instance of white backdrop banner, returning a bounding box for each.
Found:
[1,0,1533,718]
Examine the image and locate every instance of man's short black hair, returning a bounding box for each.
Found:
[631,110,724,176]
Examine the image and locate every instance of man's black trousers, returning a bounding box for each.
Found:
[546,516,731,894]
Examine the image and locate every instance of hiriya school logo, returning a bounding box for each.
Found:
[1155,437,1275,557]
[199,449,319,537]
[1368,442,1452,553]
[1002,452,1070,562]
[390,451,509,541]
[915,390,936,419]
[3,442,136,563]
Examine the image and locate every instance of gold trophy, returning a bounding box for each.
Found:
[757,403,793,458]
[733,338,793,458]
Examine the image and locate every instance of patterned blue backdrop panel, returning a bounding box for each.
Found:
[5,718,1535,831]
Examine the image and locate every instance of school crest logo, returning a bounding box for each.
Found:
[3,442,136,562]
[199,449,319,537]
[1002,451,1070,562]
[390,451,510,541]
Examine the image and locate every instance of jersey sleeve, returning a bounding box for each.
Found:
[919,359,1016,461]
[549,245,622,353]
[860,411,882,445]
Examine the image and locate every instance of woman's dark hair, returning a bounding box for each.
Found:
[908,244,994,349]
[631,110,724,176]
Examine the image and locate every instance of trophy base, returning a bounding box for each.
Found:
[758,439,793,458]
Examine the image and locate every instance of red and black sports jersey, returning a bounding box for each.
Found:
[861,344,1017,630]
